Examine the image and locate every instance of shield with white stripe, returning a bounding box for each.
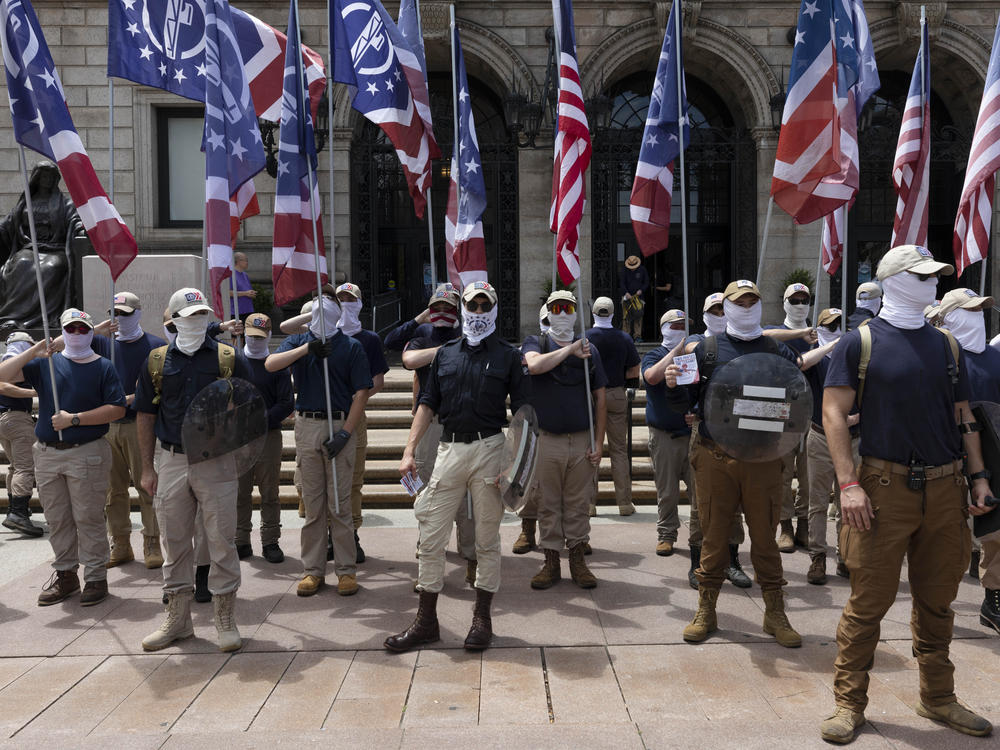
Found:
[703,353,812,463]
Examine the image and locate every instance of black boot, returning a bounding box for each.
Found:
[385,591,440,652]
[3,496,43,537]
[725,544,752,588]
[970,548,981,580]
[355,531,366,564]
[327,530,334,561]
[464,588,494,651]
[194,565,211,603]
[982,588,1000,635]
[688,545,701,590]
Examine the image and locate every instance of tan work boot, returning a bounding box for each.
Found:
[618,501,636,516]
[142,591,194,651]
[656,540,674,557]
[807,554,827,585]
[531,549,561,589]
[297,574,324,597]
[337,574,359,596]
[465,560,477,587]
[568,543,597,588]
[916,700,993,737]
[820,706,866,744]
[762,589,802,647]
[107,536,134,568]
[776,520,795,553]
[512,518,536,554]
[213,591,241,652]
[683,587,719,643]
[143,536,164,569]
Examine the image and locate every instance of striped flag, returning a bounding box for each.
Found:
[2,0,137,280]
[444,25,487,290]
[550,0,591,284]
[272,0,327,306]
[771,0,841,224]
[203,0,266,317]
[397,0,439,162]
[954,18,1000,277]
[629,0,689,257]
[331,0,440,219]
[821,210,844,273]
[890,20,930,247]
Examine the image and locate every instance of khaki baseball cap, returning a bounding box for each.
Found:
[876,245,954,281]
[938,287,995,317]
[856,281,882,300]
[59,308,94,329]
[625,255,641,270]
[817,308,842,327]
[783,283,810,300]
[592,296,614,316]
[245,313,272,337]
[924,300,943,322]
[539,303,550,323]
[723,280,761,301]
[299,300,314,315]
[427,286,460,309]
[660,309,686,326]
[5,331,33,346]
[167,288,212,318]
[335,282,362,300]
[463,280,498,305]
[110,291,141,313]
[702,292,725,312]
[546,289,577,307]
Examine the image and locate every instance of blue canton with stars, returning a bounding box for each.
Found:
[451,25,486,229]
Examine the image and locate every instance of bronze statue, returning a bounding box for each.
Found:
[0,161,85,331]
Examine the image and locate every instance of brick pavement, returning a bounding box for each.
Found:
[0,510,998,749]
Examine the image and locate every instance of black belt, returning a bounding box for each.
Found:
[41,440,88,450]
[0,407,31,414]
[442,428,501,443]
[810,423,825,435]
[297,410,345,420]
[160,440,184,454]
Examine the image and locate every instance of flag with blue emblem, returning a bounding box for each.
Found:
[202,0,266,317]
[272,0,327,306]
[1,0,137,280]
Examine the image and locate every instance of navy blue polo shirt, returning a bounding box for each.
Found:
[0,354,32,412]
[134,338,252,446]
[585,327,640,388]
[764,324,813,355]
[22,354,126,443]
[825,317,970,466]
[406,326,463,392]
[641,345,690,435]
[93,332,167,420]
[245,357,295,431]
[276,331,373,412]
[964,346,1000,403]
[351,329,390,379]
[522,335,608,434]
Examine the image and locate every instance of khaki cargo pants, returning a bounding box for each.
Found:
[105,420,159,540]
[0,409,35,497]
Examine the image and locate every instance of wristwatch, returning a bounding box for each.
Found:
[70,413,80,427]
[969,469,991,481]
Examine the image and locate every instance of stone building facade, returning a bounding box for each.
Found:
[0,1,996,337]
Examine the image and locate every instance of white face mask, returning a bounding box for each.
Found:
[879,273,938,330]
[817,326,842,352]
[2,340,31,361]
[592,314,614,329]
[783,299,810,328]
[548,311,576,342]
[462,305,498,345]
[173,315,210,355]
[539,321,551,335]
[944,308,986,353]
[724,299,763,341]
[856,296,881,315]
[661,324,685,349]
[337,299,363,336]
[309,297,341,338]
[244,335,271,360]
[115,311,144,342]
[703,312,727,336]
[62,331,95,360]
[163,326,176,345]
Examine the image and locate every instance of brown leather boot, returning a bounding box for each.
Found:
[531,549,561,589]
[512,518,536,554]
[463,588,494,651]
[384,591,440,652]
[37,569,80,606]
[568,543,597,589]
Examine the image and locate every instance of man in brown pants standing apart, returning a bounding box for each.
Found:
[821,245,994,743]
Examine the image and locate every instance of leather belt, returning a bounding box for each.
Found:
[810,423,825,435]
[160,440,185,455]
[862,457,963,480]
[297,410,345,420]
[41,440,87,450]
[0,407,31,414]
[442,428,501,443]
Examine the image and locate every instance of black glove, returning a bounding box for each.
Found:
[323,429,351,459]
[308,338,333,359]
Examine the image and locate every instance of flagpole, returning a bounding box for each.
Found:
[673,0,689,335]
[980,258,988,296]
[416,0,437,289]
[756,196,774,286]
[18,146,62,439]
[450,5,461,263]
[551,6,562,293]
[813,242,824,328]
[303,0,340,515]
[229,263,240,346]
[841,210,849,332]
[327,4,336,283]
[108,78,116,365]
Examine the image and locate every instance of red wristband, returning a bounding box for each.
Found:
[840,481,860,492]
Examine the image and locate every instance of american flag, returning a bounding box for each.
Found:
[550,0,591,284]
[203,0,266,318]
[331,0,440,219]
[1,0,137,280]
[771,0,841,225]
[397,0,439,162]
[629,0,689,257]
[890,20,930,247]
[444,25,487,290]
[954,18,1000,277]
[272,0,327,306]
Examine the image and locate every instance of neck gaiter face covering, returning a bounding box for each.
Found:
[309,298,341,338]
[163,326,176,345]
[548,312,576,343]
[592,315,614,329]
[173,316,209,355]
[2,341,31,361]
[724,299,763,341]
[244,335,272,360]
[115,311,144,342]
[337,300,363,336]
[63,331,95,360]
[783,299,810,329]
[879,273,937,330]
[944,308,986,353]
[462,305,498,345]
[703,312,727,336]
[661,325,685,349]
[856,297,881,315]
[817,327,842,353]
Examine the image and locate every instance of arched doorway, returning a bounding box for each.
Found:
[350,73,520,338]
[590,72,757,339]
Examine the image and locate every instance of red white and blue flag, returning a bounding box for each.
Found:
[272,0,327,306]
[444,25,487,290]
[203,0,266,317]
[1,0,137,280]
[550,0,591,284]
[331,0,440,219]
[397,0,439,165]
[954,18,1000,277]
[629,0,689,257]
[771,0,841,225]
[890,20,930,247]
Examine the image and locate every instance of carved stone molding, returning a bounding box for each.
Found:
[419,2,451,42]
[651,1,702,36]
[895,1,947,42]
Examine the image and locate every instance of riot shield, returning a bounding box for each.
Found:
[971,401,1000,538]
[703,352,812,463]
[498,404,540,513]
[181,378,267,479]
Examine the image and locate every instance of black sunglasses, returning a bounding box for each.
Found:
[465,299,494,313]
[786,298,810,306]
[915,272,938,282]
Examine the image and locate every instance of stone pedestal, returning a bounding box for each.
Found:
[82,254,205,336]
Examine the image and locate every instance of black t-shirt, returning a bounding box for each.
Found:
[585,326,639,388]
[824,317,969,465]
[963,347,1000,404]
[522,335,608,434]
